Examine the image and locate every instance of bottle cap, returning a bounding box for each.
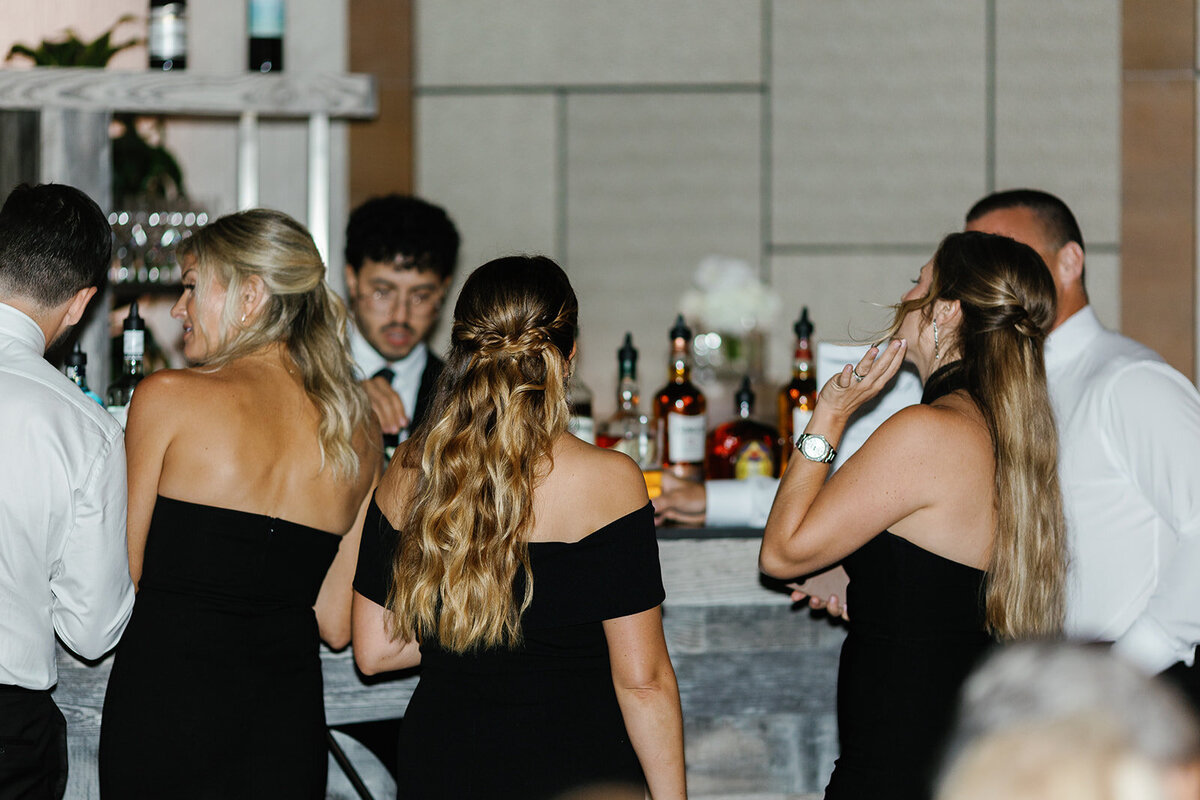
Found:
[794,306,813,340]
[618,332,638,366]
[669,314,691,341]
[125,299,145,331]
[735,375,755,410]
[65,341,87,368]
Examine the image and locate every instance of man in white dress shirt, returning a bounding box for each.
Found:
[0,183,135,798]
[966,189,1200,707]
[343,194,460,447]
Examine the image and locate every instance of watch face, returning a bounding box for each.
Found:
[801,435,828,460]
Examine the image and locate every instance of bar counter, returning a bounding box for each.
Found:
[53,526,842,799]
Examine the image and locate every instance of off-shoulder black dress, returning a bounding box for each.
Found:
[353,498,665,799]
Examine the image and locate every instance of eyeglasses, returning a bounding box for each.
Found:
[360,285,442,317]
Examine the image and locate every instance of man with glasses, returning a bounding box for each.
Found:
[343,194,461,448]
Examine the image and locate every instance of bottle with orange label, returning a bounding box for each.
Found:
[778,307,816,468]
[653,315,706,482]
[707,376,782,479]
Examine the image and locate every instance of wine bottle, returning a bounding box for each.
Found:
[248,0,285,73]
[707,376,781,480]
[597,333,655,467]
[778,307,816,468]
[106,300,147,429]
[653,315,706,481]
[567,370,595,444]
[149,0,187,71]
[64,342,104,407]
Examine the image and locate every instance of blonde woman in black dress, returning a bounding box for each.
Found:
[100,210,379,798]
[352,256,686,800]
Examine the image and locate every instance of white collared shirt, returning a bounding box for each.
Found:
[1048,306,1200,673]
[347,323,428,441]
[0,302,134,689]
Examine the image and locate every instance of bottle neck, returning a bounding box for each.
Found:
[617,359,639,413]
[122,330,145,378]
[67,365,88,389]
[669,337,690,382]
[793,337,813,378]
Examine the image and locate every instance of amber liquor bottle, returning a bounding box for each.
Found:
[654,315,707,481]
[707,376,782,480]
[778,307,817,468]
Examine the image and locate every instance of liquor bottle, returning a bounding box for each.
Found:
[64,343,105,406]
[654,315,706,481]
[778,307,817,468]
[149,0,187,71]
[567,370,595,445]
[707,376,782,480]
[247,0,284,73]
[106,299,147,428]
[597,333,655,467]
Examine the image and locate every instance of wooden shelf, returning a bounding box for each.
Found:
[0,66,375,118]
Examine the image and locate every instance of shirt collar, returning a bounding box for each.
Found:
[347,322,428,381]
[1045,305,1104,372]
[0,301,47,354]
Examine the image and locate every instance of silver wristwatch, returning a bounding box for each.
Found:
[796,433,837,463]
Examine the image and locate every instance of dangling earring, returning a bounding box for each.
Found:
[932,318,940,361]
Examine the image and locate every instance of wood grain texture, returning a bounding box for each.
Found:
[0,67,376,118]
[348,0,413,205]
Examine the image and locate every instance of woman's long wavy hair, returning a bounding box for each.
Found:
[892,231,1067,639]
[388,255,577,652]
[176,209,371,480]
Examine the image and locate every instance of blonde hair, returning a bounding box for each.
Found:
[388,255,577,652]
[176,208,372,480]
[892,231,1066,639]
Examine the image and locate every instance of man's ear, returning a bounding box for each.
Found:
[344,265,359,299]
[1054,241,1085,288]
[63,286,98,327]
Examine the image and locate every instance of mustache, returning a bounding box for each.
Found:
[381,323,415,335]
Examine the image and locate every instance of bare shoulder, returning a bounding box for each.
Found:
[552,435,650,520]
[865,394,985,452]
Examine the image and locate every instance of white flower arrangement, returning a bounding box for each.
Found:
[679,255,780,333]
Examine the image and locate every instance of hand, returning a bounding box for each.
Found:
[786,564,850,620]
[362,377,408,435]
[652,471,706,527]
[816,339,907,421]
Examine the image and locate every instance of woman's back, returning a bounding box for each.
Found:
[150,349,376,535]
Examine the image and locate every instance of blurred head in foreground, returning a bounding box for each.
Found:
[937,642,1200,800]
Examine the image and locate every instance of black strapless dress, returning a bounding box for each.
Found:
[825,363,994,800]
[352,499,666,799]
[99,496,341,799]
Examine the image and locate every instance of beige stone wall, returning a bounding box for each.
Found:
[414,0,1123,416]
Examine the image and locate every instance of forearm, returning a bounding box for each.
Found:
[615,670,687,800]
[760,407,848,577]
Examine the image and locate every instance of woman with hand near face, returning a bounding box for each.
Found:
[99,210,379,799]
[760,231,1067,800]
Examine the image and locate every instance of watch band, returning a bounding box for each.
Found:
[796,433,837,463]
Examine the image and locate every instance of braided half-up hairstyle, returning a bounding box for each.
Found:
[176,209,372,480]
[891,231,1067,639]
[388,255,578,653]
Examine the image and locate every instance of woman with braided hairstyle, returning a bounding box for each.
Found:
[352,256,686,800]
[760,231,1068,800]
